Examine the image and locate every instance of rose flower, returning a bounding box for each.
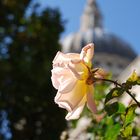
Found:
[51,43,103,120]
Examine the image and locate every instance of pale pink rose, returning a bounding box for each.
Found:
[51,43,97,120]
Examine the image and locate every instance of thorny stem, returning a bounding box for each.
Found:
[95,78,140,108]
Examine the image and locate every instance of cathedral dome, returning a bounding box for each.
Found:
[62,0,137,77]
[63,29,136,61]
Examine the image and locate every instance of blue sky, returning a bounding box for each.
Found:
[36,0,140,55]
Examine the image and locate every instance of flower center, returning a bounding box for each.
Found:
[86,73,94,85]
[86,76,94,85]
[86,68,100,85]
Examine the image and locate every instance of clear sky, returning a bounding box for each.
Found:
[35,0,140,55]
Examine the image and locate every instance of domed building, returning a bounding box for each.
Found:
[62,0,137,77]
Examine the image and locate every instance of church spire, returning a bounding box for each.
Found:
[80,0,103,32]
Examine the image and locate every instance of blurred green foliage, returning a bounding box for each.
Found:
[0,0,66,139]
[68,72,140,140]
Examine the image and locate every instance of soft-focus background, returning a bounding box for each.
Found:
[0,0,140,140]
[37,0,140,54]
[0,0,66,140]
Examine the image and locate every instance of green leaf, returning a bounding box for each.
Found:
[105,102,125,116]
[104,123,121,140]
[105,116,114,126]
[137,78,140,85]
[124,104,137,127]
[105,87,124,103]
[127,71,138,82]
[121,124,132,139]
[127,71,140,86]
[105,102,119,116]
[120,104,137,138]
[117,103,126,114]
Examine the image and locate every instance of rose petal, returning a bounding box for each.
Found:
[80,43,94,67]
[87,85,97,113]
[67,64,82,80]
[52,51,65,64]
[51,67,76,93]
[51,71,61,89]
[59,78,77,93]
[54,93,72,112]
[65,95,86,120]
[53,51,80,65]
[55,80,87,113]
[67,61,89,80]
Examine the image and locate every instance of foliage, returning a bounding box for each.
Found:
[67,71,140,140]
[0,0,66,139]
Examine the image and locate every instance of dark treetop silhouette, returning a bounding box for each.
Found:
[0,0,66,139]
